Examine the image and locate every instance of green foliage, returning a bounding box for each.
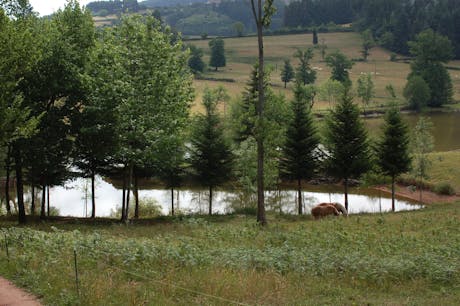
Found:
[403,76,430,111]
[433,182,456,196]
[411,117,434,182]
[324,91,371,208]
[280,59,294,88]
[110,197,162,218]
[376,106,411,179]
[361,29,375,61]
[294,48,316,85]
[280,82,320,214]
[232,21,245,37]
[189,88,234,212]
[325,50,354,87]
[408,29,454,107]
[187,44,205,74]
[356,73,375,112]
[319,79,344,108]
[208,37,226,71]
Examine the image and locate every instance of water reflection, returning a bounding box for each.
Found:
[47,177,422,217]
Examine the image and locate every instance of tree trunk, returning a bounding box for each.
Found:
[344,178,349,211]
[13,146,26,224]
[391,175,395,212]
[5,146,11,216]
[41,185,46,218]
[31,185,35,216]
[209,186,213,216]
[298,178,302,215]
[134,174,139,219]
[91,171,96,219]
[121,167,127,222]
[284,81,287,88]
[252,0,266,226]
[171,188,175,216]
[124,163,133,222]
[47,186,50,217]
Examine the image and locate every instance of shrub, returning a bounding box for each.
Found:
[433,182,456,195]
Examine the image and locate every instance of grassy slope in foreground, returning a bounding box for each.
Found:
[0,202,459,305]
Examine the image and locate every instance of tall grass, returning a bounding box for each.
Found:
[0,202,459,305]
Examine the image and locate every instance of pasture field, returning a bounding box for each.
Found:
[189,32,460,112]
[0,201,459,305]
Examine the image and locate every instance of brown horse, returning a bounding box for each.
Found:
[318,202,348,216]
[311,204,340,219]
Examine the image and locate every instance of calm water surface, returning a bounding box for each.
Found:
[49,176,422,217]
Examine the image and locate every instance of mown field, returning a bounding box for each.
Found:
[0,202,459,305]
[189,32,460,112]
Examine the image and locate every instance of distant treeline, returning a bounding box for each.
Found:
[284,0,460,58]
[86,0,144,16]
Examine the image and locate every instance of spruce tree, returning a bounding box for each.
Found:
[376,106,412,212]
[190,89,234,215]
[280,83,319,215]
[324,91,371,210]
[280,59,294,88]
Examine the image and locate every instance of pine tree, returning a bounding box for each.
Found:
[280,59,294,88]
[190,89,234,215]
[376,106,412,212]
[280,83,319,215]
[324,91,371,210]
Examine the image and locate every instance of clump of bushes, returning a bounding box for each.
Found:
[433,182,456,196]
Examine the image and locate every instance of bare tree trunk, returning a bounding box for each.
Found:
[5,146,11,216]
[171,188,175,216]
[297,178,302,215]
[41,185,46,218]
[13,146,26,224]
[91,171,96,219]
[391,175,395,212]
[251,0,266,226]
[121,167,127,222]
[31,185,35,216]
[134,174,139,219]
[209,186,213,216]
[124,163,133,222]
[47,186,50,217]
[344,178,349,211]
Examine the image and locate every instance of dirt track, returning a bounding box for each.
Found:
[0,277,41,306]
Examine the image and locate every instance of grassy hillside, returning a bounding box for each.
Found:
[189,32,460,111]
[1,202,459,305]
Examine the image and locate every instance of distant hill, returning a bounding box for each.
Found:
[142,0,208,7]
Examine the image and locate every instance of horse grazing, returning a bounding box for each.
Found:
[318,202,348,216]
[311,204,340,220]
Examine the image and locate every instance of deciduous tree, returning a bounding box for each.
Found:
[209,37,226,71]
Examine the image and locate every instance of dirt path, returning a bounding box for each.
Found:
[0,277,42,306]
[374,184,460,204]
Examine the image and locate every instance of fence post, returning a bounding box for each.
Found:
[74,249,80,295]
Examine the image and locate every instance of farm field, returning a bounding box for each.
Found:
[1,201,459,305]
[188,32,460,112]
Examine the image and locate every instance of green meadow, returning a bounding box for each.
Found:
[189,32,460,112]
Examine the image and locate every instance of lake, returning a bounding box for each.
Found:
[47,176,422,217]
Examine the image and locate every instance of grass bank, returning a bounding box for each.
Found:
[0,202,459,305]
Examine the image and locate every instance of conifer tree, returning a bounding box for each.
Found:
[280,59,294,88]
[312,28,318,45]
[190,89,234,215]
[324,91,371,210]
[280,83,319,215]
[376,106,411,212]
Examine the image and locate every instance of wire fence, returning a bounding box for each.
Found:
[0,229,251,306]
